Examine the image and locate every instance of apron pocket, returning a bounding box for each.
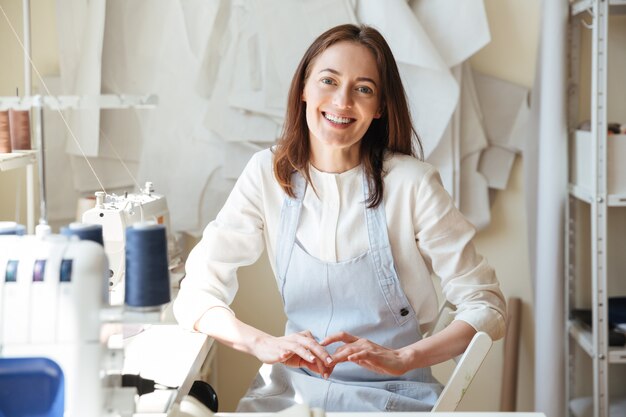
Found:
[384,381,441,411]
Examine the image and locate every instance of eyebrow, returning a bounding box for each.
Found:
[318,68,378,87]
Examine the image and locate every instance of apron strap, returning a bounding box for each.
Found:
[276,172,306,281]
[363,172,416,326]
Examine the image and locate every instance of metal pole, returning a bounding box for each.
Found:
[22,0,31,95]
[35,104,47,225]
[22,0,36,233]
[590,0,609,415]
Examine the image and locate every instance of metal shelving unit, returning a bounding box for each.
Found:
[0,150,37,172]
[0,150,37,232]
[566,1,626,417]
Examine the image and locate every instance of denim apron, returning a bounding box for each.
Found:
[237,171,442,412]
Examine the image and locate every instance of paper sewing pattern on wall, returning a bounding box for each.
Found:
[51,0,529,233]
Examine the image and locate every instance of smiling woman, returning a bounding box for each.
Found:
[173,23,506,413]
[274,24,419,209]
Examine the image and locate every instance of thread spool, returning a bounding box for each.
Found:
[60,223,104,246]
[0,221,26,236]
[9,109,31,150]
[124,223,170,310]
[0,111,11,153]
[75,196,96,222]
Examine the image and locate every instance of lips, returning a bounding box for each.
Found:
[323,112,356,125]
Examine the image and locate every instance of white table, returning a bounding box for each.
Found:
[217,413,546,417]
[125,324,214,415]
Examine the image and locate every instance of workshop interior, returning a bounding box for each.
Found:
[1,0,626,416]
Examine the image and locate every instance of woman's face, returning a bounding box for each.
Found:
[302,41,381,156]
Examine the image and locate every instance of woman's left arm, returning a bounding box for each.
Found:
[413,167,507,342]
[322,321,475,375]
[326,166,506,376]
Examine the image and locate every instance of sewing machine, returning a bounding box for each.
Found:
[0,234,110,416]
[0,232,216,417]
[82,181,181,305]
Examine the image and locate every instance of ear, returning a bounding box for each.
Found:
[374,102,384,119]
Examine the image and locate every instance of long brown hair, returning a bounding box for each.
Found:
[273,24,422,207]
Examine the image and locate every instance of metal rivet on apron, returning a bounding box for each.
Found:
[400,308,409,317]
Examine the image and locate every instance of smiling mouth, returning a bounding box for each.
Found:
[323,112,355,125]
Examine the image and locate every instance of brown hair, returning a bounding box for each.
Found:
[273,24,422,207]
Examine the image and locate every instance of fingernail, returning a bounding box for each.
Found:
[326,357,333,364]
[323,373,328,379]
[310,355,315,362]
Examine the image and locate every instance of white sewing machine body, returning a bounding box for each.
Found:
[82,182,180,305]
[0,235,108,416]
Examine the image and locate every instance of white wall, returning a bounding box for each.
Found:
[0,0,541,412]
[465,0,540,412]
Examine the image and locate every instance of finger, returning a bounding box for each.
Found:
[314,360,334,380]
[301,330,316,340]
[331,345,362,363]
[320,331,358,346]
[315,358,327,378]
[324,363,336,379]
[294,334,333,365]
[347,351,371,362]
[279,349,294,362]
[343,355,383,372]
[297,348,316,363]
[281,340,315,364]
[305,361,334,379]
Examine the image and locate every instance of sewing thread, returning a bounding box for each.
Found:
[0,111,10,153]
[0,221,25,235]
[60,223,104,246]
[124,223,170,310]
[8,109,31,150]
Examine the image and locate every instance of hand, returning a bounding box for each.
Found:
[321,332,411,376]
[254,330,334,378]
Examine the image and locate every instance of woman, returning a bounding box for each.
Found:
[174,23,506,412]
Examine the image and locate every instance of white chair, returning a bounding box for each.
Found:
[425,302,494,412]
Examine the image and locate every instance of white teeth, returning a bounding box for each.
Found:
[324,113,353,124]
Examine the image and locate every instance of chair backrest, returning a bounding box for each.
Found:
[425,301,494,412]
[432,331,493,412]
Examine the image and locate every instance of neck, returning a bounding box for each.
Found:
[309,144,360,174]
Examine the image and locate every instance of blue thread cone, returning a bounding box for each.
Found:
[0,222,25,235]
[60,223,104,246]
[124,223,170,309]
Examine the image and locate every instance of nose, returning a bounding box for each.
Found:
[332,86,353,109]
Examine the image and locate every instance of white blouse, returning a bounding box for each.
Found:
[174,149,506,340]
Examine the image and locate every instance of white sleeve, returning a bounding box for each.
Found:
[173,153,266,331]
[414,168,507,340]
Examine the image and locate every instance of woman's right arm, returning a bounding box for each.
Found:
[195,307,333,375]
[173,152,268,332]
[173,152,332,373]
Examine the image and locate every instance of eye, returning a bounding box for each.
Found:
[320,78,335,85]
[356,86,374,94]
